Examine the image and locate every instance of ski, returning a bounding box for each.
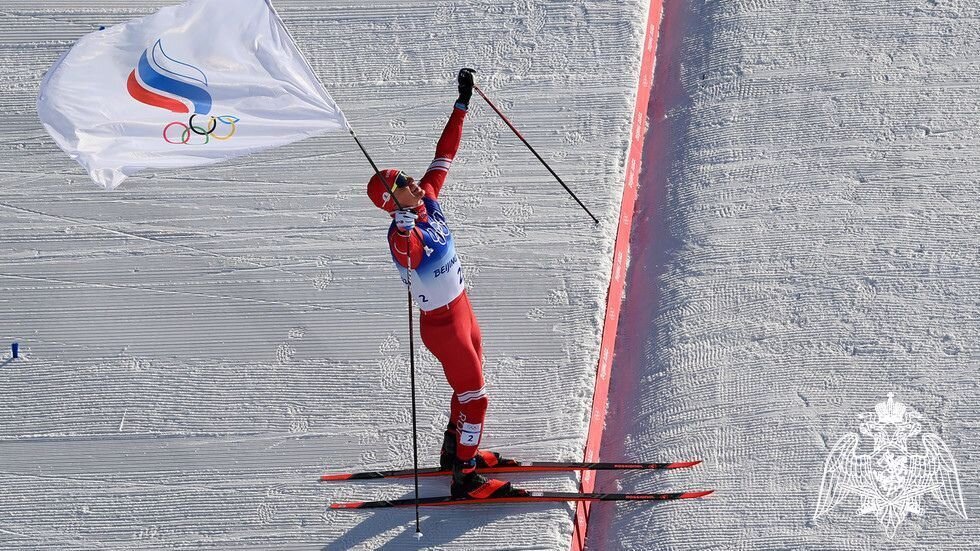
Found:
[320,460,701,481]
[330,490,713,509]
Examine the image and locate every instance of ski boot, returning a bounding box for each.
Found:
[439,424,520,471]
[451,457,527,499]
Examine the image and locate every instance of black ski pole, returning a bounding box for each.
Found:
[473,85,600,225]
[349,127,423,537]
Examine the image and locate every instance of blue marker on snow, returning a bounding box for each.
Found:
[11,342,18,359]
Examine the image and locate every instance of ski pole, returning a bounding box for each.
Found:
[349,127,423,536]
[473,85,600,225]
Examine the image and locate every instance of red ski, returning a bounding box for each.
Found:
[320,460,701,482]
[330,490,713,509]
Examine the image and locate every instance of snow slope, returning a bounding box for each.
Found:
[0,1,650,549]
[591,0,980,549]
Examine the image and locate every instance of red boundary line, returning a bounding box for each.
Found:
[570,1,664,550]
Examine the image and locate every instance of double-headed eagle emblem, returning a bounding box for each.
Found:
[814,393,967,537]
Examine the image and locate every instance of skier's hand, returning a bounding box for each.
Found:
[457,67,476,106]
[394,209,418,232]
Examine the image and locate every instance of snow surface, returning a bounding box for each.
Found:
[7,0,977,549]
[0,0,649,549]
[590,1,980,550]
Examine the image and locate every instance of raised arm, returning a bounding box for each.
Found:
[419,68,475,199]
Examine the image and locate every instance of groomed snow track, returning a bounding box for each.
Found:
[0,1,653,549]
[5,1,977,550]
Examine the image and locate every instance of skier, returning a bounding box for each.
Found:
[365,68,519,499]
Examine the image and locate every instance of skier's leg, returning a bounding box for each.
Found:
[449,394,462,431]
[439,398,462,470]
[464,316,506,467]
[419,297,518,499]
[419,299,487,462]
[452,298,488,460]
[469,301,483,357]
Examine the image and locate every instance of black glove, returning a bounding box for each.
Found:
[457,67,476,106]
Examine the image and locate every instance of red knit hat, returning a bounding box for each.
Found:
[367,169,409,212]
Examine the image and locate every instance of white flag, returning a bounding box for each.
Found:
[37,0,348,189]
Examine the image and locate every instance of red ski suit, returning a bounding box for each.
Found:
[388,104,486,461]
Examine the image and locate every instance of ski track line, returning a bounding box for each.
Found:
[0,271,379,316]
[0,201,315,280]
[0,471,246,494]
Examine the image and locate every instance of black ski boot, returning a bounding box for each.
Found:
[439,425,457,471]
[450,457,525,499]
[440,424,520,471]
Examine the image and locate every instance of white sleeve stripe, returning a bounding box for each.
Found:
[427,160,452,172]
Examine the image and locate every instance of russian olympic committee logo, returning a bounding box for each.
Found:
[814,393,967,538]
[126,39,239,145]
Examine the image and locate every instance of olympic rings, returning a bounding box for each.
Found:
[163,121,195,144]
[180,124,209,145]
[189,114,217,135]
[162,114,239,145]
[211,115,239,140]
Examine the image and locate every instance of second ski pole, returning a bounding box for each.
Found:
[473,85,600,225]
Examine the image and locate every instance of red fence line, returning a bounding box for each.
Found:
[570,1,664,549]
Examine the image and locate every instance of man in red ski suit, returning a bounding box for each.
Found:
[366,69,518,499]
